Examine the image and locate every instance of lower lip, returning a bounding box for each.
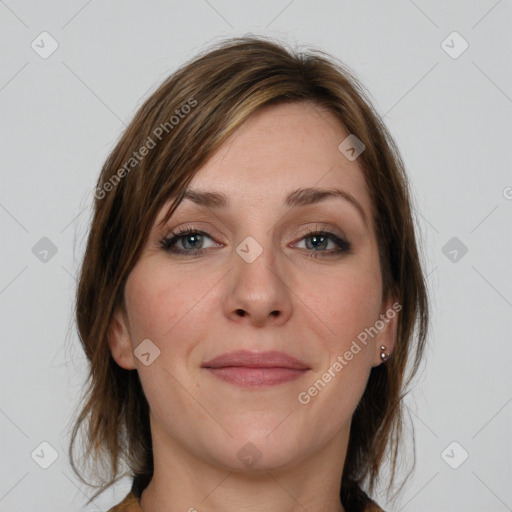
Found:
[205,367,309,387]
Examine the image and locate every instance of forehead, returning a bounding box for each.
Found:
[194,102,368,199]
[157,101,373,227]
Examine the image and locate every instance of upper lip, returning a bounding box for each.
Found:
[202,350,310,370]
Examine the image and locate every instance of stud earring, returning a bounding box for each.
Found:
[380,345,391,362]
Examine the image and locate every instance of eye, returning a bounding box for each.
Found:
[293,230,351,257]
[159,227,220,255]
[159,227,350,258]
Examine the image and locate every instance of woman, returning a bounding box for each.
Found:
[69,36,429,512]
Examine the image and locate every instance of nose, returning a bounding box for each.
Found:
[222,237,293,328]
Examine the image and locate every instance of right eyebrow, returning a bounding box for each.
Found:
[181,190,228,208]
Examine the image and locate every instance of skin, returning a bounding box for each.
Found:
[108,101,397,512]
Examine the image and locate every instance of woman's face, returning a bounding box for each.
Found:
[109,101,396,473]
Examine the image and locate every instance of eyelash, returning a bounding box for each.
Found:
[159,226,351,258]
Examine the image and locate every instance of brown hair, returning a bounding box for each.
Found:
[68,35,429,509]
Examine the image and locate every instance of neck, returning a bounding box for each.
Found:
[139,427,348,512]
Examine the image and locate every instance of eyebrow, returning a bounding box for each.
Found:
[181,187,368,225]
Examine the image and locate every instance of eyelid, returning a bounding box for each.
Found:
[164,222,226,242]
[163,220,346,241]
[290,223,348,242]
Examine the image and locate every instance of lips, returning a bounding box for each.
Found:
[201,350,310,388]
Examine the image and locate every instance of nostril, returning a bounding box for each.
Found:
[234,309,280,318]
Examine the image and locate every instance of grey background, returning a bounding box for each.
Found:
[1,1,511,511]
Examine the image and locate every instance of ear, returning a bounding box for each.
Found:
[372,297,400,367]
[108,306,137,370]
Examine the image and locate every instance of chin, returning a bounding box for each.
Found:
[204,420,311,473]
[216,437,306,474]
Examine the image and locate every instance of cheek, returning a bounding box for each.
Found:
[294,265,381,430]
[302,259,383,358]
[123,261,218,425]
[124,260,211,345]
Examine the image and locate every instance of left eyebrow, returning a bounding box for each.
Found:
[179,186,368,226]
[284,187,368,226]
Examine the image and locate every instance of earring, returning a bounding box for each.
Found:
[380,345,391,362]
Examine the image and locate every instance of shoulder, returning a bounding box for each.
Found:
[341,481,386,512]
[105,490,384,512]
[365,499,386,512]
[107,492,142,512]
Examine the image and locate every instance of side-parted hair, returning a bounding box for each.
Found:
[69,35,429,508]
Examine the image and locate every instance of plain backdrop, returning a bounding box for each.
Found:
[1,1,511,511]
